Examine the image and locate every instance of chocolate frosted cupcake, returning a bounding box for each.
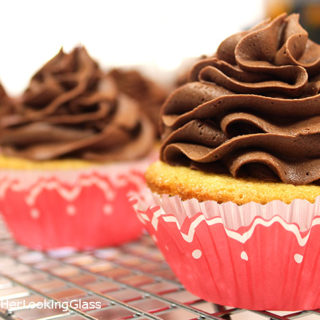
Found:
[0,47,156,250]
[134,13,320,310]
[109,68,168,136]
[155,12,320,203]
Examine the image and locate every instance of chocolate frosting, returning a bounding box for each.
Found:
[109,68,168,136]
[0,47,155,161]
[160,13,320,185]
[0,84,18,118]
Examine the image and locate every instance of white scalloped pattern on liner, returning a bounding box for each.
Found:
[0,162,147,205]
[25,176,116,206]
[132,189,320,247]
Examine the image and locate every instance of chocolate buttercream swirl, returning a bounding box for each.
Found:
[0,47,155,161]
[161,13,320,185]
[109,68,168,136]
[0,83,19,118]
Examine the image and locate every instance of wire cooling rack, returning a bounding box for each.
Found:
[0,220,320,319]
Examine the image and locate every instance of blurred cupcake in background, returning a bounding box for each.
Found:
[265,0,320,42]
[0,46,156,250]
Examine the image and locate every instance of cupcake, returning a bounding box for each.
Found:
[0,46,156,250]
[109,68,168,137]
[133,13,320,310]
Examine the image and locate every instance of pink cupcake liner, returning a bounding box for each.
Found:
[131,188,320,310]
[0,158,153,250]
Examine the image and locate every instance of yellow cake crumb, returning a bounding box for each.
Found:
[146,161,320,205]
[0,155,97,170]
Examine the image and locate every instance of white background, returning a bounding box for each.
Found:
[0,0,264,95]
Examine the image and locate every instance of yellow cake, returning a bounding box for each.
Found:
[146,161,320,205]
[0,155,94,170]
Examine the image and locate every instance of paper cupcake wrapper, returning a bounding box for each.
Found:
[0,158,153,250]
[131,189,320,310]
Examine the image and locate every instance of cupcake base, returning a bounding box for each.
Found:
[0,157,151,250]
[132,190,320,310]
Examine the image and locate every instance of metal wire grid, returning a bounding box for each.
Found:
[0,220,319,320]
